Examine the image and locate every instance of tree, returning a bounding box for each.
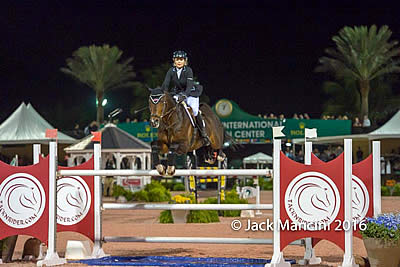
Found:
[61,44,136,123]
[321,74,400,125]
[316,25,400,120]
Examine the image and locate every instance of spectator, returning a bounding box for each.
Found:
[336,146,343,156]
[299,114,304,119]
[293,113,299,119]
[304,113,310,120]
[125,117,131,123]
[296,150,304,162]
[313,148,320,157]
[342,115,349,120]
[263,114,268,119]
[353,117,362,127]
[84,121,99,136]
[362,115,371,128]
[279,114,285,120]
[133,118,138,122]
[320,150,329,162]
[72,123,84,139]
[269,113,277,119]
[356,147,363,162]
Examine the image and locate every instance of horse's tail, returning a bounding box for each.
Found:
[223,130,241,151]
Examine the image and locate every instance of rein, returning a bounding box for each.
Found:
[150,94,179,128]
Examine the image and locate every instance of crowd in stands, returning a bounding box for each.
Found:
[286,145,345,163]
[68,111,373,140]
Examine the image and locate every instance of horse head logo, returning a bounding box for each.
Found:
[285,171,340,229]
[0,174,46,229]
[56,176,91,226]
[296,183,332,216]
[6,184,39,215]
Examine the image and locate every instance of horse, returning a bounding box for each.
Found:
[148,87,231,175]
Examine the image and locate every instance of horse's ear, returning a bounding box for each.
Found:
[145,84,152,91]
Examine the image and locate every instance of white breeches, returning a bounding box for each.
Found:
[186,96,199,116]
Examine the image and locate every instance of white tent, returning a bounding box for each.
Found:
[0,102,76,144]
[368,110,400,139]
[293,110,400,145]
[243,152,273,165]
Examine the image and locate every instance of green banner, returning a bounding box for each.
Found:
[116,99,351,144]
[117,122,158,142]
[213,99,351,143]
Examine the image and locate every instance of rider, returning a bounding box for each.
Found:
[161,50,210,146]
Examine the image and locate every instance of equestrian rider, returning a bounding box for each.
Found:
[161,50,211,146]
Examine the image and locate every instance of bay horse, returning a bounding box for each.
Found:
[148,87,230,175]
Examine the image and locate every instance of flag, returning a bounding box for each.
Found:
[91,131,102,143]
[272,126,285,139]
[45,129,58,139]
[305,128,318,139]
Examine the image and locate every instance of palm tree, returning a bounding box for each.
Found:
[61,44,136,123]
[316,25,400,121]
[321,74,400,125]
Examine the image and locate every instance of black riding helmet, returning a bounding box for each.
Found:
[172,50,188,60]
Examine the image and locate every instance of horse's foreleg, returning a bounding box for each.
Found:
[217,150,226,162]
[166,144,179,176]
[151,141,166,175]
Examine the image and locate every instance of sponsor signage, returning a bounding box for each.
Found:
[114,99,351,144]
[0,173,46,229]
[57,176,91,226]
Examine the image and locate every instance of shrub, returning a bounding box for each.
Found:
[260,178,273,191]
[173,183,185,191]
[133,181,171,202]
[245,179,254,187]
[159,210,173,223]
[220,189,248,217]
[187,210,219,223]
[112,185,134,201]
[159,194,219,223]
[381,186,390,196]
[361,213,400,243]
[392,183,400,196]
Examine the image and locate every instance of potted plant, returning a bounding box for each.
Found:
[170,194,193,223]
[361,213,400,267]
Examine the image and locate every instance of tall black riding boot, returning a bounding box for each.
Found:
[196,113,211,146]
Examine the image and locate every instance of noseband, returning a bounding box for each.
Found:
[150,94,177,121]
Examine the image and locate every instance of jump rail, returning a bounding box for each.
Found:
[58,169,271,177]
[103,236,303,245]
[103,203,273,210]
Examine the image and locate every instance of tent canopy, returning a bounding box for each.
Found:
[65,123,150,153]
[293,110,400,144]
[0,102,76,144]
[243,152,273,164]
[368,110,400,139]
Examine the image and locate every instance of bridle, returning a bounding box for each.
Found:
[149,94,177,122]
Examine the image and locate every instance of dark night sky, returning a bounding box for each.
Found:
[1,4,400,128]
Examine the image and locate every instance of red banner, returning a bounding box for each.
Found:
[0,157,50,243]
[280,152,345,251]
[57,158,95,242]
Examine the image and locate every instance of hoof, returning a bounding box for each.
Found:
[156,164,166,175]
[166,165,176,176]
[205,158,216,165]
[217,152,226,162]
